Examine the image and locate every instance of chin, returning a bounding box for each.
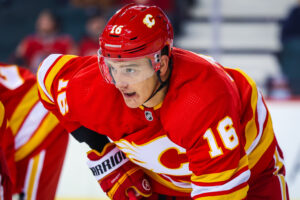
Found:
[124,99,140,108]
[125,102,140,108]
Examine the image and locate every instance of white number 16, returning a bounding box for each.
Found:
[57,79,69,115]
[203,116,239,158]
[110,25,124,35]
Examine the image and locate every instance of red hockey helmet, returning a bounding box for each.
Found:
[98,3,174,84]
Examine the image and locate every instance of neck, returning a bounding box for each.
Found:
[142,84,168,108]
[142,66,171,108]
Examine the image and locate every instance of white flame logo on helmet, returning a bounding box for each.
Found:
[143,14,155,28]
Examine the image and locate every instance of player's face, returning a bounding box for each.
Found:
[107,58,158,108]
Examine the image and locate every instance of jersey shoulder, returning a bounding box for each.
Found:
[37,54,111,132]
[168,48,239,110]
[37,54,79,105]
[0,63,35,91]
[162,49,241,148]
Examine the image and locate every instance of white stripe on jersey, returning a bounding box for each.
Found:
[246,89,267,155]
[37,54,62,102]
[277,174,287,200]
[274,147,285,173]
[23,158,33,200]
[23,150,45,200]
[161,174,192,189]
[14,102,48,149]
[191,170,250,197]
[31,151,45,200]
[0,175,4,200]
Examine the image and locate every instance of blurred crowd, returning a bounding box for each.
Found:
[1,0,300,98]
[7,0,195,73]
[267,0,300,99]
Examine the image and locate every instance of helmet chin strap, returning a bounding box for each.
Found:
[142,58,173,106]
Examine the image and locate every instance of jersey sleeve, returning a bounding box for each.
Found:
[37,54,82,132]
[187,93,249,200]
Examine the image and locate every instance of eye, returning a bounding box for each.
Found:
[125,68,135,73]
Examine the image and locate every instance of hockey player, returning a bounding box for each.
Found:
[0,63,69,200]
[37,3,289,200]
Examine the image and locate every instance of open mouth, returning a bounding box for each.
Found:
[123,92,136,98]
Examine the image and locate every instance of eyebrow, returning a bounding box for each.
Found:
[107,60,145,68]
[118,63,139,68]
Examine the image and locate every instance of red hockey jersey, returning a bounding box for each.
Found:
[0,101,14,200]
[0,63,66,162]
[37,48,283,199]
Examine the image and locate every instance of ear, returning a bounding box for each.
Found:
[159,55,170,79]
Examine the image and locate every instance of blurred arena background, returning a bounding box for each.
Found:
[1,0,299,199]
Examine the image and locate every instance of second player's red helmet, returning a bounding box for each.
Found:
[99,3,174,59]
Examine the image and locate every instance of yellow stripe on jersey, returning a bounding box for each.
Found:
[15,112,59,161]
[234,69,259,152]
[191,155,248,183]
[278,174,287,200]
[37,83,53,104]
[26,154,40,200]
[25,151,45,200]
[9,84,39,136]
[194,185,248,200]
[143,169,192,193]
[0,101,5,126]
[37,54,61,104]
[44,55,77,99]
[37,54,77,104]
[231,69,274,169]
[247,114,274,169]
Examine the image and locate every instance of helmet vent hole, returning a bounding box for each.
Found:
[109,34,120,38]
[130,37,138,40]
